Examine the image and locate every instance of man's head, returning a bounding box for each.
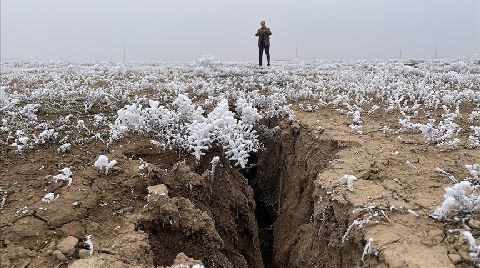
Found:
[260,21,266,28]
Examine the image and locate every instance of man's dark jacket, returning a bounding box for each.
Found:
[255,28,272,46]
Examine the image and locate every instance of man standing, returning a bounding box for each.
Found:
[255,21,272,66]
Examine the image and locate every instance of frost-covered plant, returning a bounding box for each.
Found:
[210,156,220,178]
[85,235,94,256]
[342,218,369,242]
[41,192,58,203]
[435,167,458,183]
[10,131,30,153]
[345,105,363,134]
[195,54,217,68]
[0,188,7,211]
[462,230,480,265]
[380,125,393,135]
[299,103,319,112]
[431,181,480,220]
[76,120,90,132]
[469,126,480,148]
[93,114,106,127]
[466,164,480,183]
[360,238,378,265]
[111,95,259,168]
[468,110,480,122]
[206,99,259,168]
[34,128,57,144]
[94,155,117,174]
[52,167,73,186]
[236,98,262,125]
[338,175,358,191]
[367,105,379,115]
[0,87,9,108]
[400,112,462,149]
[57,143,71,154]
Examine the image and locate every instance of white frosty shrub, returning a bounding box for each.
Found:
[435,167,458,183]
[34,128,57,144]
[338,175,358,192]
[462,230,480,264]
[468,110,480,122]
[210,156,220,178]
[466,164,480,182]
[431,181,480,220]
[236,97,262,125]
[57,143,71,154]
[93,114,106,127]
[195,54,216,68]
[94,155,117,174]
[0,87,8,108]
[469,126,480,148]
[76,120,90,132]
[11,131,30,153]
[41,192,57,203]
[85,235,94,256]
[342,218,369,242]
[52,167,73,186]
[360,238,377,264]
[207,99,259,168]
[111,95,259,168]
[399,113,461,149]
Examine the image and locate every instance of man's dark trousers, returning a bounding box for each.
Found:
[259,42,270,66]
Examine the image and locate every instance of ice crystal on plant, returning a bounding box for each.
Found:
[52,167,73,186]
[431,181,480,220]
[94,155,117,174]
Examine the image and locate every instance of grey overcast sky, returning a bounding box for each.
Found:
[1,0,479,62]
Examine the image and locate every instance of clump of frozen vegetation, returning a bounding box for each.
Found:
[342,218,369,242]
[466,164,480,183]
[195,54,217,68]
[0,87,9,109]
[338,175,358,191]
[85,235,94,256]
[431,181,480,220]
[210,156,220,178]
[360,238,378,265]
[469,126,480,148]
[57,143,71,154]
[431,164,480,221]
[94,155,117,174]
[51,167,73,186]
[41,192,58,203]
[435,167,458,183]
[399,110,462,150]
[461,230,480,264]
[110,95,260,168]
[349,110,363,134]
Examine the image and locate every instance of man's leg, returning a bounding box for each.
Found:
[265,45,270,66]
[258,45,264,66]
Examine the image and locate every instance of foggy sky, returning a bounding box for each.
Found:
[1,0,479,62]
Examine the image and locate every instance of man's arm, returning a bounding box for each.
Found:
[267,28,272,35]
[255,29,260,36]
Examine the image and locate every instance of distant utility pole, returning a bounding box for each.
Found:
[123,45,126,62]
[399,50,402,59]
[434,44,438,59]
[295,45,298,60]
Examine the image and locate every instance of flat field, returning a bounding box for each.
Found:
[1,58,480,267]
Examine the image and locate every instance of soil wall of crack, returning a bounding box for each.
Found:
[250,122,366,267]
[135,146,264,267]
